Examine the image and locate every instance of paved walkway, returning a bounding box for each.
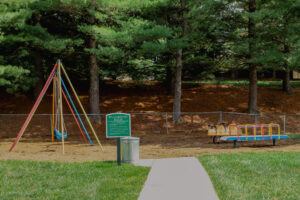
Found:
[136,157,219,200]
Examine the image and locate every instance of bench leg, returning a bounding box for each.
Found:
[233,140,237,148]
[273,139,276,146]
[213,136,216,144]
[213,136,220,144]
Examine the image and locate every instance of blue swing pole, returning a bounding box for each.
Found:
[61,78,94,145]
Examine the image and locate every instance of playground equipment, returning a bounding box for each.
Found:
[208,123,289,147]
[9,60,104,153]
[208,123,238,144]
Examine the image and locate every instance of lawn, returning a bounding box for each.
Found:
[199,152,300,200]
[0,160,150,200]
[185,80,300,87]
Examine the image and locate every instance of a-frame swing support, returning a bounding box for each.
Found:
[9,60,104,153]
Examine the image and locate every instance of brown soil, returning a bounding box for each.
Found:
[2,83,300,114]
[0,83,300,162]
[1,134,299,162]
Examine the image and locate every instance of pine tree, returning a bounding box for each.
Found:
[225,0,261,113]
[260,0,300,94]
[248,0,257,113]
[188,0,234,81]
[0,0,34,93]
[0,0,82,96]
[53,0,140,121]
[134,0,190,123]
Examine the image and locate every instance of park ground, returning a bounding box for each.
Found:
[3,81,300,114]
[1,82,300,161]
[1,134,300,162]
[1,82,300,200]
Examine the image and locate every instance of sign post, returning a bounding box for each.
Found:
[106,113,131,166]
[117,138,121,165]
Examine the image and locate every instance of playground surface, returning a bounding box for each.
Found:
[1,133,300,162]
[1,83,300,162]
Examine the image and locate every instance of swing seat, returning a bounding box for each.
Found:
[54,129,68,140]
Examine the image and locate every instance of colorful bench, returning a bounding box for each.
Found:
[208,123,289,147]
[220,135,289,148]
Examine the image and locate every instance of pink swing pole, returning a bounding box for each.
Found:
[9,63,58,152]
[61,89,88,142]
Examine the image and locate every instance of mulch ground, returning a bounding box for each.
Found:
[1,82,300,162]
[3,82,300,114]
[1,133,299,162]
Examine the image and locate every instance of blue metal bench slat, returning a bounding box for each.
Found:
[220,135,289,141]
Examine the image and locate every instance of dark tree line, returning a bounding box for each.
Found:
[1,0,300,121]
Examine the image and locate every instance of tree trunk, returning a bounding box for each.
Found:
[247,0,258,114]
[165,66,174,96]
[231,70,238,79]
[248,65,258,113]
[88,1,101,122]
[172,0,188,123]
[33,52,44,98]
[282,44,292,94]
[282,68,291,93]
[32,13,44,99]
[272,69,276,80]
[173,49,183,123]
[231,70,235,79]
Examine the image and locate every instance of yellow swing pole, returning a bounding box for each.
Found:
[60,63,104,152]
[58,61,64,153]
[52,77,55,142]
[269,124,272,139]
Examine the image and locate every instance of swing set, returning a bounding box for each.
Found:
[9,60,104,153]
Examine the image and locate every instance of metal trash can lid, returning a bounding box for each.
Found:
[121,137,139,141]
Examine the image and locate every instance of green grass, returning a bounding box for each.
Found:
[184,80,300,87]
[199,152,300,200]
[0,160,150,200]
[289,134,300,140]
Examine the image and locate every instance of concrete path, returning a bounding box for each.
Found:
[137,157,219,200]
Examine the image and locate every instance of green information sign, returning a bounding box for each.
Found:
[106,113,131,138]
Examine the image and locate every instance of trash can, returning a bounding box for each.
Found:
[121,137,140,163]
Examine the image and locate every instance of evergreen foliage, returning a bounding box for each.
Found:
[1,0,300,113]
